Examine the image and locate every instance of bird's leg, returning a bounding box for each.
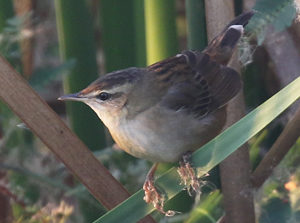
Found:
[177,151,201,195]
[143,163,175,216]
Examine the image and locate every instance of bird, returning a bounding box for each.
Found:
[59,11,254,215]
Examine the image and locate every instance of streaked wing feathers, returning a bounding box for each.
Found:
[149,51,242,119]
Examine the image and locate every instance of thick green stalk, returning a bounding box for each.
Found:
[134,0,146,67]
[55,0,106,151]
[144,0,178,64]
[185,0,207,50]
[99,0,136,71]
[0,0,14,32]
[235,0,243,15]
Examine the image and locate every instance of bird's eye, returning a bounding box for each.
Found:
[97,92,110,101]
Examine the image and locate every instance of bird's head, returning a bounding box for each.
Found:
[58,67,144,125]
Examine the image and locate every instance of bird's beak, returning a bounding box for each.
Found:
[58,93,87,102]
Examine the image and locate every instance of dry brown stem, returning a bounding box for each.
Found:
[251,105,300,188]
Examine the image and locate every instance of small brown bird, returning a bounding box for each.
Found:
[59,11,254,215]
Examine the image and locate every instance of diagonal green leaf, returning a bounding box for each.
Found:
[94,77,300,223]
[186,190,223,223]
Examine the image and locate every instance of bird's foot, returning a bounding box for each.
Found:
[177,152,202,195]
[143,163,176,216]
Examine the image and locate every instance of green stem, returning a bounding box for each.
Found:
[55,0,106,151]
[235,0,244,15]
[0,0,14,32]
[145,0,178,64]
[134,0,146,67]
[185,0,207,50]
[99,0,136,71]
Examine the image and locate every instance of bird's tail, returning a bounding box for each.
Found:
[204,11,254,65]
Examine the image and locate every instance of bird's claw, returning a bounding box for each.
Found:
[143,164,176,216]
[177,152,202,195]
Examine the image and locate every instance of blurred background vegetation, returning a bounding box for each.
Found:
[0,0,299,222]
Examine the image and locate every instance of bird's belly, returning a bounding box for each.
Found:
[112,128,193,163]
[109,107,226,163]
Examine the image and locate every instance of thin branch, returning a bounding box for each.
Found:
[251,105,300,188]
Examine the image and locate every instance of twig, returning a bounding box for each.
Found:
[251,105,300,188]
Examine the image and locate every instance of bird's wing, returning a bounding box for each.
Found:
[148,51,242,119]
